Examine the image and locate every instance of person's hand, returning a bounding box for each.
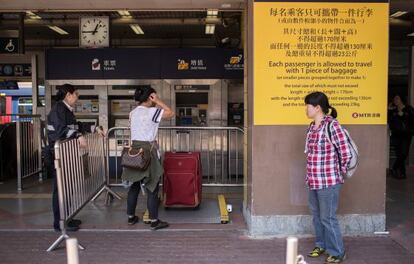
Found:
[78,136,87,148]
[96,126,106,137]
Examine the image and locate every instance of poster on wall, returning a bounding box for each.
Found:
[254,0,389,125]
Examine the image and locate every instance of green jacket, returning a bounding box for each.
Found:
[121,140,163,192]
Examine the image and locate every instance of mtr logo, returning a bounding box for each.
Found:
[352,112,381,118]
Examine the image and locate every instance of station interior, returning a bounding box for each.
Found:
[0,2,414,252]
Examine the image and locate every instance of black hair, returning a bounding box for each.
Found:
[392,94,406,105]
[304,91,337,118]
[134,86,156,104]
[56,84,77,101]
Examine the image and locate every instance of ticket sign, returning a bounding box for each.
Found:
[254,0,389,125]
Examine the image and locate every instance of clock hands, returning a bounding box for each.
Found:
[82,23,100,34]
[92,23,99,35]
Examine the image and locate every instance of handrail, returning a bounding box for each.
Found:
[106,126,245,135]
[105,126,245,187]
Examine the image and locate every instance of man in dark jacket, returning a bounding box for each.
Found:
[388,95,414,179]
[47,84,103,231]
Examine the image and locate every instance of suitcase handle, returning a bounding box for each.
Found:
[175,130,190,152]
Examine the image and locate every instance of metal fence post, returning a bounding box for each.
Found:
[37,119,43,182]
[16,120,22,191]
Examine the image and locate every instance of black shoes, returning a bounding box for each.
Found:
[150,220,169,230]
[127,216,168,230]
[128,216,139,225]
[391,169,407,180]
[69,219,82,226]
[54,218,82,232]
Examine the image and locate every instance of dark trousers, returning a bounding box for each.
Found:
[52,173,61,229]
[393,134,413,176]
[127,181,159,220]
[48,147,61,229]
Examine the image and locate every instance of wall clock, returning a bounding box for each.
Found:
[79,16,110,48]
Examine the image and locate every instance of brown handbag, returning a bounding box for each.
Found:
[120,112,155,171]
[121,146,152,171]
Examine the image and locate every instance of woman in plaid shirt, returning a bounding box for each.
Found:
[304,92,351,263]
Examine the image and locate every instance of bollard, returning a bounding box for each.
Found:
[286,236,298,264]
[66,238,80,264]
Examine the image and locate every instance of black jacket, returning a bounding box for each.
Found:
[47,101,91,146]
[388,105,414,135]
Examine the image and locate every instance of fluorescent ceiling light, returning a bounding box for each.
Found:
[407,32,414,37]
[390,11,408,18]
[205,24,215,34]
[48,25,69,35]
[207,9,219,17]
[221,3,231,8]
[118,10,132,18]
[26,11,41,19]
[130,24,144,34]
[17,82,32,88]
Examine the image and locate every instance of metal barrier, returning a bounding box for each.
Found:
[106,126,245,187]
[0,114,43,191]
[47,133,120,252]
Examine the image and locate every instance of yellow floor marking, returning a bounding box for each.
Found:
[218,194,229,224]
[143,209,150,223]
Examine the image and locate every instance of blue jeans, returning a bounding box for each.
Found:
[308,184,345,257]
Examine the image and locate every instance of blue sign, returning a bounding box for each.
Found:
[0,64,31,77]
[46,48,244,80]
[0,81,18,90]
[0,38,19,54]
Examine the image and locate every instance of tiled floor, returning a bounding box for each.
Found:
[0,231,413,264]
[0,177,246,231]
[0,171,414,263]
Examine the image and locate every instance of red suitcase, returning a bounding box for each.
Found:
[163,151,202,208]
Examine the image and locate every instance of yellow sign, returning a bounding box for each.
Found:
[254,1,389,125]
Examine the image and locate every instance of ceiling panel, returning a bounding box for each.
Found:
[0,10,242,47]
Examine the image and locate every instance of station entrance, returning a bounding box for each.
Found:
[0,8,246,244]
[1,0,414,253]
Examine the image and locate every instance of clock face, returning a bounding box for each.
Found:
[79,17,110,48]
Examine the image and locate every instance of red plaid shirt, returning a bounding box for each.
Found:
[305,115,352,190]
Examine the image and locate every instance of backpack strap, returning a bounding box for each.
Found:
[324,120,334,146]
[324,120,345,168]
[304,122,313,154]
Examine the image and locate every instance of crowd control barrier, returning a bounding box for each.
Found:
[0,114,43,191]
[106,126,244,187]
[47,133,120,252]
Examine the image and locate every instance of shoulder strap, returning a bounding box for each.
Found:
[324,120,334,146]
[304,122,313,154]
